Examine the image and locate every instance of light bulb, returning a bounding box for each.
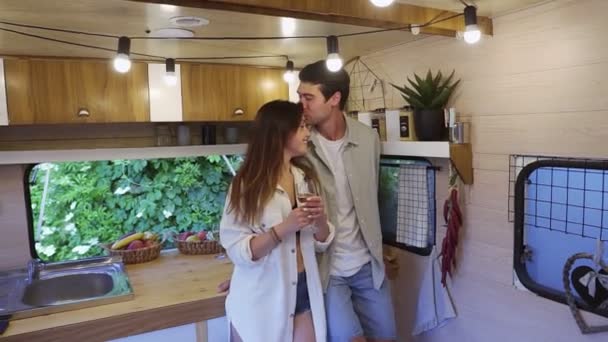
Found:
[283,60,295,83]
[113,53,131,73]
[370,0,394,7]
[326,53,343,72]
[283,71,295,83]
[164,72,178,86]
[464,25,481,44]
[463,6,481,44]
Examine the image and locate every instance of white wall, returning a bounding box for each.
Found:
[364,0,608,340]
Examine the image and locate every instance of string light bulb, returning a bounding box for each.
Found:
[113,36,131,73]
[463,5,481,44]
[164,58,177,86]
[325,36,343,72]
[283,60,295,83]
[370,0,394,7]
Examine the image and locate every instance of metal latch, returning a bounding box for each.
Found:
[520,245,533,263]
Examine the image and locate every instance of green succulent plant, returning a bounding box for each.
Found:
[391,70,461,110]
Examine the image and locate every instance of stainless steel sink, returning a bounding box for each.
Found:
[0,256,134,320]
[22,273,114,306]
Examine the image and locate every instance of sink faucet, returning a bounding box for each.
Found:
[27,259,44,283]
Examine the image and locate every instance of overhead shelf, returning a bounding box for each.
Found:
[381,141,450,158]
[381,141,473,184]
[0,141,474,184]
[0,144,248,165]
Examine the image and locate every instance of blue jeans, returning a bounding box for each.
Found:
[325,263,397,341]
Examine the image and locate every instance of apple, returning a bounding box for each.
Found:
[144,240,156,248]
[178,231,194,241]
[127,240,145,250]
[197,231,207,241]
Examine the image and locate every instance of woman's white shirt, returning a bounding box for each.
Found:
[220,166,334,342]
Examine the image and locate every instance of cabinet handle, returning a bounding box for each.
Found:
[77,108,90,117]
[233,108,244,117]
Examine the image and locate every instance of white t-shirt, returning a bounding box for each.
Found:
[317,132,371,277]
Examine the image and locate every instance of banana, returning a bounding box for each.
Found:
[112,232,144,250]
[117,231,136,241]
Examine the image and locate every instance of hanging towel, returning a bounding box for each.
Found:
[412,247,457,336]
[396,165,429,248]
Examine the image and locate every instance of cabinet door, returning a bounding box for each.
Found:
[181,63,288,122]
[5,59,149,124]
[181,63,230,122]
[236,66,289,121]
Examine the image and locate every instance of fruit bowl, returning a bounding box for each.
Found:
[101,242,162,264]
[173,231,223,255]
[102,231,164,264]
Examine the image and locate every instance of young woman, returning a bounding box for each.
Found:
[220,100,334,342]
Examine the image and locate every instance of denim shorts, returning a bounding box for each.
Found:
[295,271,311,315]
[325,262,396,341]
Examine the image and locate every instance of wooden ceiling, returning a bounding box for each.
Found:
[0,0,543,67]
[397,0,550,17]
[0,0,420,67]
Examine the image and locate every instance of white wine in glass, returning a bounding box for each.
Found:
[295,179,319,232]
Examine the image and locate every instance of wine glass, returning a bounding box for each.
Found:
[295,179,319,233]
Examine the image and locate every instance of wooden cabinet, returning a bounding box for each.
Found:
[181,63,288,122]
[4,59,150,124]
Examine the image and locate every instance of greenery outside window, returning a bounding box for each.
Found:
[26,155,242,262]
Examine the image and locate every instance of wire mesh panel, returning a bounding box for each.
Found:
[512,156,608,319]
[396,165,430,247]
[526,166,608,240]
[509,155,608,228]
[346,57,386,113]
[379,156,436,256]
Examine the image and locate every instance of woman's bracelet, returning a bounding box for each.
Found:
[269,226,282,244]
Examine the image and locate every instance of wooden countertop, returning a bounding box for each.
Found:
[0,250,233,342]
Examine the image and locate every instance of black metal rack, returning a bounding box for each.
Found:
[379,155,437,256]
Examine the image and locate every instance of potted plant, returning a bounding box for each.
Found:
[391,70,460,141]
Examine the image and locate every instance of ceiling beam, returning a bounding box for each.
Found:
[128,0,493,37]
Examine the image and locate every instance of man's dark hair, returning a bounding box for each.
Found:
[299,60,350,110]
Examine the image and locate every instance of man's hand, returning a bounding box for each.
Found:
[217,279,231,293]
[383,246,399,280]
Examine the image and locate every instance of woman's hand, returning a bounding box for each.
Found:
[302,196,330,241]
[302,196,326,225]
[275,208,312,238]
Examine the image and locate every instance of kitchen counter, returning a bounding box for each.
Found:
[0,250,232,342]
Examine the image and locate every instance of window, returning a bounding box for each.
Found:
[512,155,608,318]
[378,156,436,256]
[26,155,242,262]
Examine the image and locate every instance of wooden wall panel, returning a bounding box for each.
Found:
[373,0,608,340]
[472,112,608,158]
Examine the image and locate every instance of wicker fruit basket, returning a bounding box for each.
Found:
[101,242,162,264]
[174,235,223,255]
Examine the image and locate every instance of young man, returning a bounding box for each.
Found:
[297,60,396,342]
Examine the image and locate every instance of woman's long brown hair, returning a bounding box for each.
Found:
[228,100,319,225]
